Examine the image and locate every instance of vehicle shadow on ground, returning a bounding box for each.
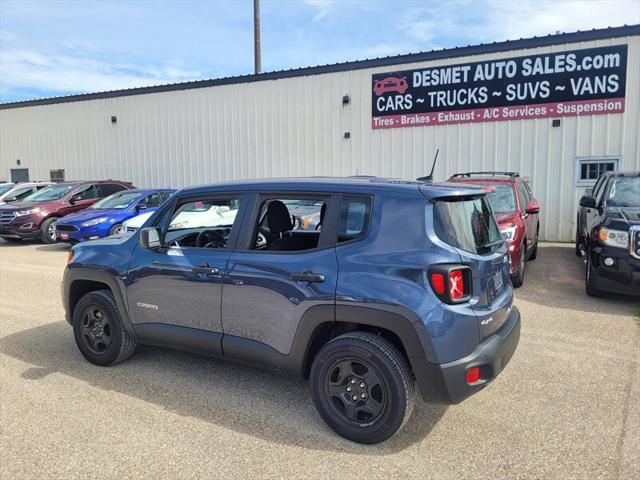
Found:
[0,239,41,247]
[35,243,70,252]
[516,244,639,316]
[0,321,447,454]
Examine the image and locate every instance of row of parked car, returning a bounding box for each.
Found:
[0,180,174,244]
[1,171,637,299]
[0,173,541,285]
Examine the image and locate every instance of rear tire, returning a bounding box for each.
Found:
[510,245,525,288]
[40,217,58,243]
[310,331,414,444]
[73,289,137,366]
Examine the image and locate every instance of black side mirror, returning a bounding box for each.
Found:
[69,195,82,205]
[139,227,161,250]
[136,203,148,211]
[579,195,597,208]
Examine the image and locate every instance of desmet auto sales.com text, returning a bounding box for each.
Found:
[375,51,622,112]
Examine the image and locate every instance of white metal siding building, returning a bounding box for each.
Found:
[1,25,639,241]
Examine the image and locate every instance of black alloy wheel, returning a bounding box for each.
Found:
[73,289,137,366]
[310,332,414,444]
[324,358,387,426]
[79,306,113,354]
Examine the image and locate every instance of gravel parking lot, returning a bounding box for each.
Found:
[1,241,638,480]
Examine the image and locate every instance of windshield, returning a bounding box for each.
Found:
[90,191,141,209]
[486,185,517,213]
[22,184,73,202]
[434,196,502,254]
[606,177,640,207]
[0,186,14,196]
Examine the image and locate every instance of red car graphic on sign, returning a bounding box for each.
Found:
[373,76,409,96]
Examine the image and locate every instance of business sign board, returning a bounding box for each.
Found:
[371,45,627,129]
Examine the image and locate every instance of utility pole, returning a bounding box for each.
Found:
[253,0,261,74]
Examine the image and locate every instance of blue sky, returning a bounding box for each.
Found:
[1,0,638,103]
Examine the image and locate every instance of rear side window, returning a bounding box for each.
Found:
[434,196,502,254]
[338,196,372,243]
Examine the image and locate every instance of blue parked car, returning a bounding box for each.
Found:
[56,189,175,243]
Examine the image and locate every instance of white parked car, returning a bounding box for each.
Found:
[0,182,53,205]
[123,210,154,233]
[168,202,238,230]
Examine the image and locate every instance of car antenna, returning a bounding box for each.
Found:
[417,148,439,182]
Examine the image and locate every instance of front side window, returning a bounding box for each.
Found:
[605,177,640,208]
[516,180,529,210]
[141,192,166,208]
[169,199,240,232]
[162,198,240,249]
[0,186,13,196]
[485,186,517,213]
[338,196,371,242]
[74,185,98,200]
[22,184,73,201]
[434,196,502,254]
[253,197,327,251]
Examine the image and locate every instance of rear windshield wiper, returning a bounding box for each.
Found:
[479,239,504,249]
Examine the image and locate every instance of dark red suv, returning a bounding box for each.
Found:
[0,180,134,243]
[448,172,540,287]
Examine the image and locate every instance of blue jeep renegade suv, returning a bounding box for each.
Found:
[62,177,520,444]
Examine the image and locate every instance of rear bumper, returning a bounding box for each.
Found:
[591,246,640,296]
[413,305,521,404]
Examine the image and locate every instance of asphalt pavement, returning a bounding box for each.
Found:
[0,241,638,479]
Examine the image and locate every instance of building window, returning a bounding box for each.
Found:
[50,169,65,182]
[575,158,618,186]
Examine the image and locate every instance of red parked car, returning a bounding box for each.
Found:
[0,180,134,244]
[448,172,540,287]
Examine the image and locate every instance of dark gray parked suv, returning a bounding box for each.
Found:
[62,177,521,443]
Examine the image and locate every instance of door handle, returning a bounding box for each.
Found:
[192,264,220,276]
[290,271,325,283]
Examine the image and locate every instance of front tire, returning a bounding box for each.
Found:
[511,245,525,288]
[108,223,123,236]
[529,225,539,260]
[575,220,583,257]
[310,332,414,444]
[585,251,604,297]
[73,289,137,366]
[40,217,58,243]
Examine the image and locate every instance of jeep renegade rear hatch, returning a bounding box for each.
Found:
[422,185,512,339]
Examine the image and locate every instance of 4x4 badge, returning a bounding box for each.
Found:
[481,316,494,326]
[136,302,158,310]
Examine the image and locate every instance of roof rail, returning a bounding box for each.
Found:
[451,171,520,178]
